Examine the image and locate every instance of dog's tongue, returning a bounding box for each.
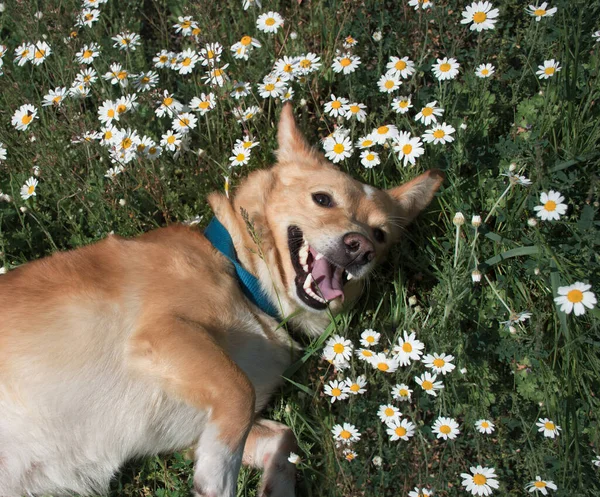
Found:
[309,247,344,302]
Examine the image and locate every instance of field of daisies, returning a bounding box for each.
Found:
[1,0,599,495]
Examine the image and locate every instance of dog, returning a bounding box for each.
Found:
[0,103,443,497]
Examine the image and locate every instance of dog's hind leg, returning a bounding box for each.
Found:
[129,316,256,497]
[242,419,297,497]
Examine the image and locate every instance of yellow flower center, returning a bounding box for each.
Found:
[214,69,223,77]
[163,97,173,106]
[384,80,395,89]
[362,139,373,147]
[241,35,252,46]
[340,57,351,67]
[567,289,584,303]
[35,49,45,59]
[534,9,546,16]
[149,147,157,155]
[345,452,355,460]
[192,27,201,36]
[377,126,389,135]
[473,474,487,485]
[481,421,489,428]
[182,57,191,67]
[333,143,345,154]
[207,50,214,59]
[433,358,446,367]
[399,389,408,397]
[331,388,342,396]
[350,384,360,392]
[534,481,547,488]
[544,67,555,75]
[117,71,127,80]
[116,104,127,114]
[137,143,146,152]
[107,109,115,118]
[544,200,557,211]
[421,107,433,116]
[242,142,253,149]
[264,83,275,91]
[331,100,342,109]
[440,425,451,434]
[21,114,33,125]
[395,60,407,70]
[361,350,373,357]
[395,426,407,437]
[440,63,451,72]
[473,11,487,23]
[377,362,389,371]
[199,101,210,109]
[402,342,412,352]
[421,380,433,390]
[265,17,276,26]
[179,118,189,127]
[402,144,413,154]
[340,430,351,439]
[27,185,35,194]
[83,50,93,58]
[333,343,345,353]
[245,113,254,119]
[104,131,112,140]
[159,55,168,63]
[481,68,489,75]
[85,13,93,20]
[300,59,311,68]
[167,135,176,144]
[545,421,555,430]
[346,37,354,44]
[349,105,360,113]
[384,407,395,417]
[121,137,132,149]
[366,336,375,344]
[181,20,191,29]
[141,76,150,84]
[53,96,62,103]
[283,64,293,73]
[70,31,78,38]
[399,100,408,108]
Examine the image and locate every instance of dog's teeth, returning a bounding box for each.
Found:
[299,243,309,265]
[346,273,353,280]
[303,274,313,289]
[315,253,324,261]
[305,286,326,303]
[302,264,309,272]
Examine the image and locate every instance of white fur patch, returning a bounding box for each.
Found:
[362,184,376,199]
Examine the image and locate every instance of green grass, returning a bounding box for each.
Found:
[1,0,599,496]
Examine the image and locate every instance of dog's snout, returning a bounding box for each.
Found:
[343,233,374,265]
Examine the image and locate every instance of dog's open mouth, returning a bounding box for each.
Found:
[288,226,351,310]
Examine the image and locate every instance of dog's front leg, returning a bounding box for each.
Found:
[129,316,256,497]
[242,418,298,497]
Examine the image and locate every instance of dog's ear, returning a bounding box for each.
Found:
[276,103,313,163]
[387,169,444,226]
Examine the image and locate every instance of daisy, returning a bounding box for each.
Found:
[190,93,216,115]
[70,84,90,99]
[332,423,361,445]
[42,87,68,107]
[274,56,298,81]
[204,64,229,86]
[324,379,350,403]
[378,72,402,93]
[296,53,321,74]
[230,82,251,99]
[422,123,456,145]
[554,282,596,316]
[422,352,456,375]
[408,488,433,497]
[527,3,557,21]
[432,417,460,440]
[199,42,223,66]
[242,0,261,9]
[173,16,197,36]
[287,452,301,465]
[369,352,400,373]
[98,100,118,124]
[391,383,412,402]
[360,150,380,169]
[460,1,500,32]
[76,8,100,28]
[343,35,358,48]
[177,48,199,75]
[386,418,416,441]
[344,102,367,122]
[323,334,354,363]
[415,372,444,396]
[461,466,500,496]
[371,124,399,144]
[112,32,141,52]
[0,143,6,162]
[161,130,183,152]
[234,105,261,123]
[408,0,433,9]
[355,347,375,362]
[146,145,162,160]
[386,56,415,79]
[593,30,600,42]
[432,57,460,81]
[258,79,285,99]
[153,49,172,69]
[392,330,425,365]
[11,104,38,131]
[526,477,557,495]
[256,11,284,33]
[76,68,98,86]
[99,124,118,146]
[343,449,357,461]
[536,418,561,438]
[31,41,51,65]
[14,43,34,66]
[235,137,259,150]
[103,63,129,87]
[323,135,353,163]
[359,329,380,347]
[332,54,361,74]
[392,132,425,167]
[533,190,567,220]
[229,146,251,167]
[324,94,349,118]
[155,91,183,118]
[377,404,401,423]
[391,96,413,114]
[133,71,158,92]
[356,135,375,149]
[136,136,156,156]
[345,375,367,395]
[281,87,294,102]
[537,59,562,79]
[172,112,198,134]
[592,455,600,467]
[20,177,38,200]
[475,419,495,434]
[475,63,495,78]
[415,101,444,125]
[104,166,124,179]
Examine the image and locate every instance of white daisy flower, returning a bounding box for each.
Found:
[173,16,197,36]
[296,53,321,74]
[146,145,162,160]
[360,151,380,171]
[432,57,460,80]
[344,375,367,395]
[104,166,124,179]
[422,123,456,145]
[234,105,261,122]
[176,48,199,75]
[112,32,141,52]
[526,477,557,495]
[76,68,98,86]
[281,87,294,102]
[415,371,444,397]
[133,71,158,92]
[172,112,197,134]
[98,100,118,124]
[258,79,285,99]
[392,330,425,365]
[344,102,367,122]
[332,54,361,74]
[323,334,354,363]
[378,72,402,93]
[377,404,401,423]
[155,91,183,118]
[324,94,349,118]
[355,347,376,362]
[235,137,259,150]
[230,82,251,99]
[31,41,51,65]
[386,56,416,79]
[11,104,38,131]
[360,329,380,347]
[343,35,358,48]
[475,63,495,78]
[391,96,413,114]
[526,3,557,21]
[536,418,561,438]
[386,418,416,441]
[415,101,444,125]
[153,49,172,69]
[103,63,129,87]
[42,87,68,107]
[99,124,118,146]
[190,93,216,115]
[475,419,495,434]
[422,352,456,375]
[432,417,460,440]
[199,42,223,66]
[332,423,361,445]
[536,59,561,79]
[343,449,357,461]
[136,136,156,156]
[20,177,38,200]
[533,190,567,220]
[203,64,229,86]
[229,146,251,167]
[460,1,500,31]
[160,130,183,152]
[554,282,596,316]
[76,8,100,28]
[408,0,433,9]
[0,143,7,162]
[256,11,284,33]
[14,42,35,66]
[592,455,600,467]
[593,30,600,42]
[356,135,375,149]
[324,379,350,403]
[274,55,298,81]
[392,132,425,167]
[391,383,413,402]
[323,135,353,163]
[461,466,500,496]
[369,352,400,373]
[371,124,399,144]
[408,488,433,497]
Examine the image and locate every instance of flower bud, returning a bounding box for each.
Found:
[471,215,482,227]
[453,212,465,226]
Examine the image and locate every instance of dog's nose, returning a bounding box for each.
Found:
[343,233,374,265]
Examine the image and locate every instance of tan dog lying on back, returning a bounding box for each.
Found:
[0,104,443,497]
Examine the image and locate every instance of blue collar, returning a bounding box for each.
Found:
[204,217,280,320]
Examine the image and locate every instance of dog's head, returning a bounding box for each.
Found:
[209,104,443,333]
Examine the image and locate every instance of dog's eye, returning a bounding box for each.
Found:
[373,228,386,243]
[312,193,333,208]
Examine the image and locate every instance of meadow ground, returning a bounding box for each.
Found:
[0,0,599,496]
